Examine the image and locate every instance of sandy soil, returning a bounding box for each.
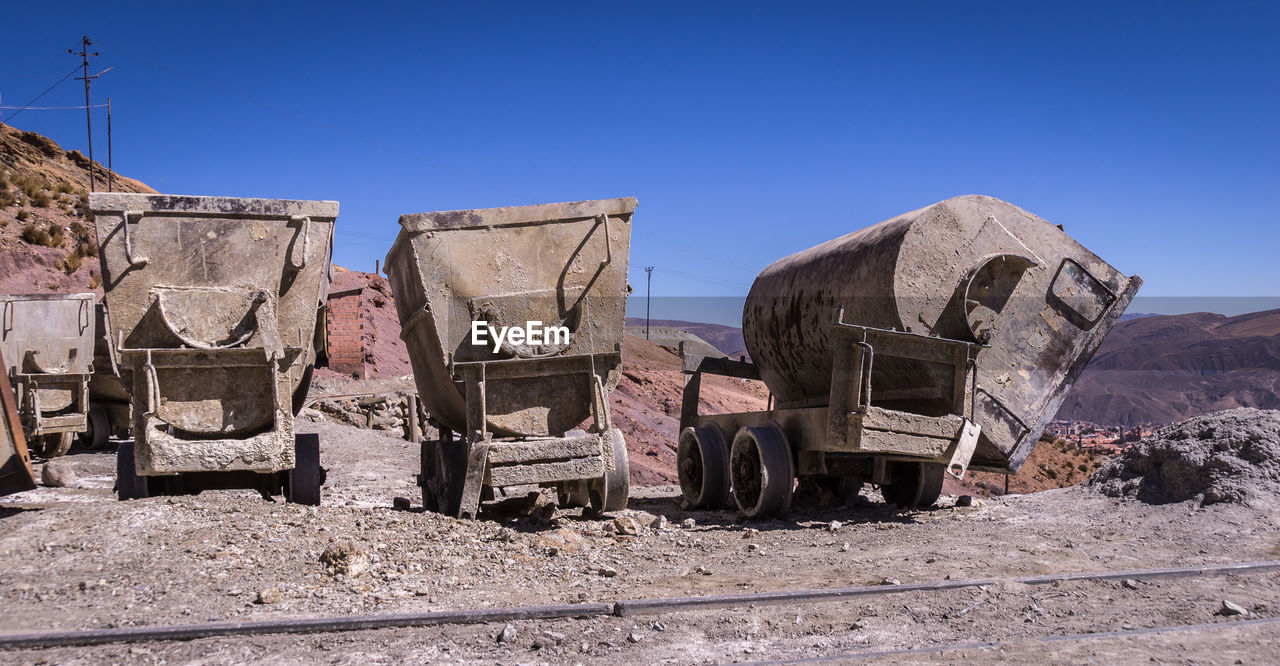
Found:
[1,420,1277,663]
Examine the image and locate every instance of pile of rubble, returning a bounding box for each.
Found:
[1089,408,1280,506]
[303,393,432,441]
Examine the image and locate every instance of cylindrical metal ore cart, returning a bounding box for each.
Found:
[680,195,1141,517]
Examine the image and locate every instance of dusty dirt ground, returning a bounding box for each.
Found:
[2,421,1278,664]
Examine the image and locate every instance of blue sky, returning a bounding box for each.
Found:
[3,1,1277,325]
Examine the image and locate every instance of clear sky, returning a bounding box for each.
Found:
[3,1,1277,325]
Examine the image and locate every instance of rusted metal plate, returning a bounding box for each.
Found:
[385,198,635,438]
[743,195,1141,473]
[0,346,36,496]
[90,193,337,475]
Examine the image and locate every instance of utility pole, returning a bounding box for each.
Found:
[70,35,100,192]
[107,97,113,192]
[644,266,654,340]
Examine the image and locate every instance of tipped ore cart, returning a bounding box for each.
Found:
[386,198,635,518]
[90,193,337,504]
[0,293,96,457]
[679,195,1141,517]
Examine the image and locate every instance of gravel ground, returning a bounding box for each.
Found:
[2,420,1278,663]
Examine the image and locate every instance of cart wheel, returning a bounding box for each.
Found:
[422,435,468,516]
[730,422,795,518]
[79,404,110,450]
[557,480,590,509]
[115,441,149,500]
[588,429,630,514]
[678,424,730,508]
[882,462,945,509]
[32,432,74,458]
[286,433,323,505]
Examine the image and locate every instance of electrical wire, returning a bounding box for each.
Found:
[2,64,83,123]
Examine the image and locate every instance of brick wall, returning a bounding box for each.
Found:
[325,287,366,378]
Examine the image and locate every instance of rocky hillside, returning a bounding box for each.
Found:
[625,318,747,357]
[1058,309,1280,425]
[0,122,154,295]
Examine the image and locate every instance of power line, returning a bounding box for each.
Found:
[0,104,108,110]
[1,64,82,123]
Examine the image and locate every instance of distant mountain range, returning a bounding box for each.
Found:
[639,309,1280,426]
[1057,308,1280,425]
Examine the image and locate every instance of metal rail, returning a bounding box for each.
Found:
[1,560,1277,650]
[768,615,1280,663]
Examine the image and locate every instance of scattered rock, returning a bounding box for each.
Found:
[613,516,639,536]
[41,459,76,488]
[391,497,411,511]
[651,621,666,632]
[496,623,518,643]
[649,515,668,530]
[841,542,851,552]
[695,565,712,575]
[826,520,842,532]
[746,543,760,552]
[1122,579,1139,590]
[880,578,902,586]
[627,630,644,643]
[598,565,618,578]
[542,630,566,645]
[742,528,759,539]
[255,588,281,604]
[320,543,371,578]
[956,495,976,507]
[494,527,517,543]
[1219,600,1249,617]
[680,518,696,529]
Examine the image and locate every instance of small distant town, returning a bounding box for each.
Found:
[1045,420,1162,454]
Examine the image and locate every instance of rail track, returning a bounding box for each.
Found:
[2,559,1276,651]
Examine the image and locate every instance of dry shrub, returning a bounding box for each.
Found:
[30,190,52,208]
[88,272,102,289]
[20,223,51,246]
[16,209,31,222]
[62,250,84,274]
[0,190,14,207]
[0,171,9,189]
[55,181,75,195]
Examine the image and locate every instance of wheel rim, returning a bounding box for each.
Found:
[883,462,945,509]
[678,425,728,508]
[730,422,794,518]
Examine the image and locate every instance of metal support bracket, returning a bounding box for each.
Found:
[947,419,982,480]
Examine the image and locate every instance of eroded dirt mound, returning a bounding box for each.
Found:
[1088,408,1280,505]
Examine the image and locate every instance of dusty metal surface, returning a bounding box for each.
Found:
[0,345,37,496]
[386,198,634,437]
[0,293,95,456]
[387,198,635,516]
[743,195,1141,473]
[90,193,336,475]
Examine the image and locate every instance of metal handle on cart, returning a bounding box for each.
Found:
[287,215,311,271]
[122,210,149,267]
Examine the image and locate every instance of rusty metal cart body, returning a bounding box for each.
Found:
[385,198,635,518]
[90,193,336,504]
[0,293,95,458]
[1,346,37,496]
[680,195,1141,516]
